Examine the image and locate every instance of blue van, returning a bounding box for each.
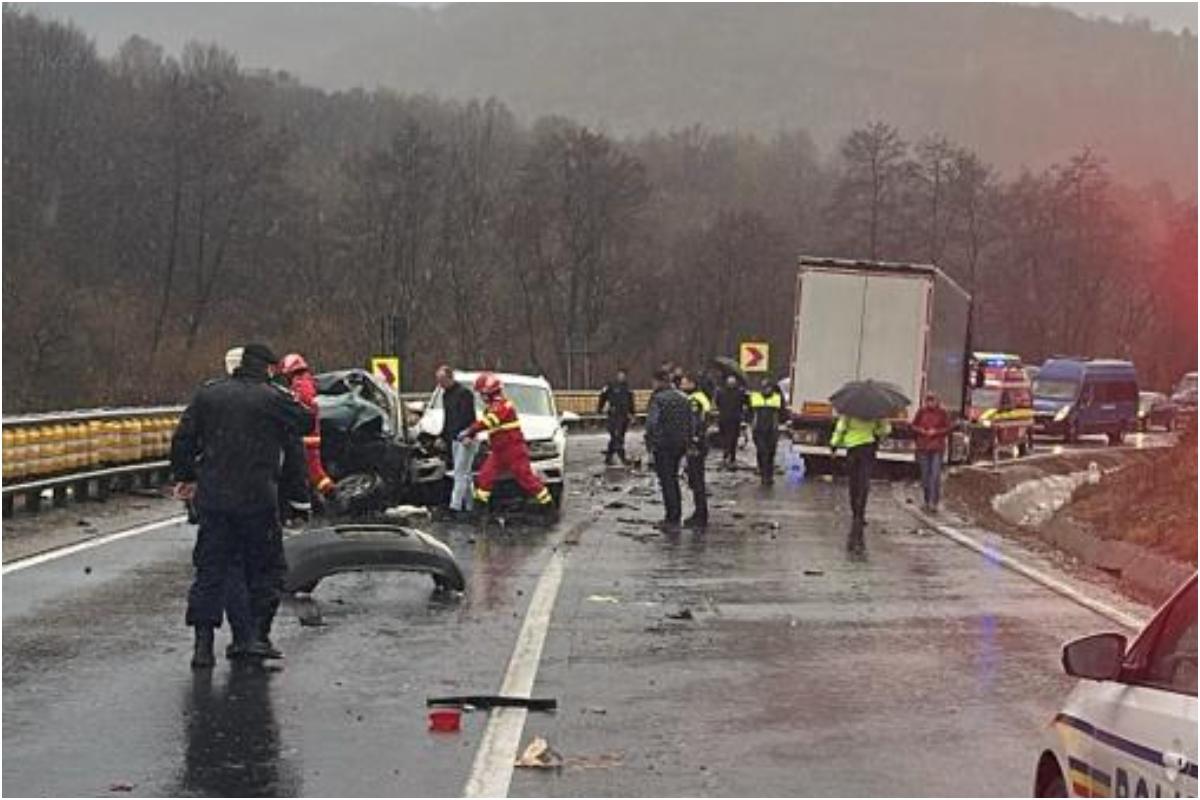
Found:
[1032,359,1139,444]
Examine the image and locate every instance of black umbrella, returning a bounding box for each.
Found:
[710,356,747,386]
[829,380,911,420]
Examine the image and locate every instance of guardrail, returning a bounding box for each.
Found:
[2,407,183,517]
[2,389,653,516]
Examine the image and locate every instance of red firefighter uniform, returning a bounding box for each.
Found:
[279,354,335,497]
[462,379,553,507]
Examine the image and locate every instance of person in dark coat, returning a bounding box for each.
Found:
[746,377,788,485]
[597,368,635,465]
[644,368,694,530]
[715,375,746,469]
[171,343,313,669]
[437,365,478,513]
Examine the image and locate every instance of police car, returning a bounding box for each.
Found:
[1033,574,1197,797]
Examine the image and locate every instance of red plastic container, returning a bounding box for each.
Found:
[428,707,462,733]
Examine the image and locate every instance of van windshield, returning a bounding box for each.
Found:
[1033,379,1079,400]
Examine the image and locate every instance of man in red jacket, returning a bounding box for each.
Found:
[279,353,336,499]
[457,372,554,512]
[911,392,953,512]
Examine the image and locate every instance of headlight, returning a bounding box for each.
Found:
[1054,405,1072,422]
[528,440,560,460]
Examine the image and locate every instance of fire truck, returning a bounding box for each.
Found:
[965,352,1036,458]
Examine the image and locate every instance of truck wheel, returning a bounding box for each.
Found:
[1107,428,1125,446]
[1065,420,1079,444]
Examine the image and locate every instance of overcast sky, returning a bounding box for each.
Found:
[1051,2,1196,32]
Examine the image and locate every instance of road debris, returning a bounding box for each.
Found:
[515,736,564,769]
[802,569,824,576]
[428,707,461,733]
[108,781,135,792]
[587,594,621,604]
[427,695,557,711]
[665,608,694,621]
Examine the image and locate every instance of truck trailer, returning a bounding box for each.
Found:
[787,256,973,464]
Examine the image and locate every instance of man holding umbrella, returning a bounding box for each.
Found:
[829,379,906,553]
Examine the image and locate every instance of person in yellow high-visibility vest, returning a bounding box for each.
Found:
[829,413,891,552]
[746,378,788,485]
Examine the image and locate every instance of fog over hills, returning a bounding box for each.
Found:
[34,2,1199,191]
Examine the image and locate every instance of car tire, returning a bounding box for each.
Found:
[549,483,564,509]
[1108,428,1124,446]
[1065,420,1079,444]
[1017,433,1033,457]
[333,472,386,516]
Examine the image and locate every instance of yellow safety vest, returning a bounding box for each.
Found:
[748,392,782,409]
[830,416,891,449]
[689,391,713,416]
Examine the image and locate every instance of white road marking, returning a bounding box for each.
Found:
[2,515,188,574]
[895,492,1146,630]
[464,546,567,798]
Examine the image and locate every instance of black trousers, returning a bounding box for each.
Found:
[653,446,686,523]
[846,443,877,521]
[718,419,740,463]
[753,428,779,480]
[685,448,708,522]
[186,508,277,641]
[605,416,629,459]
[252,525,288,637]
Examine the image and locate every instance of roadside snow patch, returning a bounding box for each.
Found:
[991,462,1104,528]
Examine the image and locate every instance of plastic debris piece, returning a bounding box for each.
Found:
[666,608,694,621]
[515,736,564,769]
[429,707,462,733]
[587,595,621,604]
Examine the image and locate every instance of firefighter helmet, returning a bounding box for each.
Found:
[474,372,503,396]
[279,353,310,376]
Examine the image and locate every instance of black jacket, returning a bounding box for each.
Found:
[171,370,314,514]
[597,381,635,418]
[645,386,694,452]
[716,386,746,423]
[441,382,477,443]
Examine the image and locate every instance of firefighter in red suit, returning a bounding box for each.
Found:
[457,372,553,509]
[278,353,336,498]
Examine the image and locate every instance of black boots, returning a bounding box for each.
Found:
[847,518,866,555]
[682,515,708,529]
[191,626,216,669]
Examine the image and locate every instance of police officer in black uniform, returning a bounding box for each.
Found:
[597,368,635,465]
[171,343,313,669]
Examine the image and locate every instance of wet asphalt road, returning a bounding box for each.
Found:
[3,432,1147,797]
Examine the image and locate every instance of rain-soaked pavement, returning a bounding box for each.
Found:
[3,431,1153,797]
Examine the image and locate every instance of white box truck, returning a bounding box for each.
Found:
[787,257,973,463]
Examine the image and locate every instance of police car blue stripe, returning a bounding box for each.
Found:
[1056,713,1199,780]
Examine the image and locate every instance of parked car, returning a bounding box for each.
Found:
[1137,391,1177,432]
[415,371,574,509]
[1171,372,1198,424]
[1033,359,1139,445]
[1033,573,1197,797]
